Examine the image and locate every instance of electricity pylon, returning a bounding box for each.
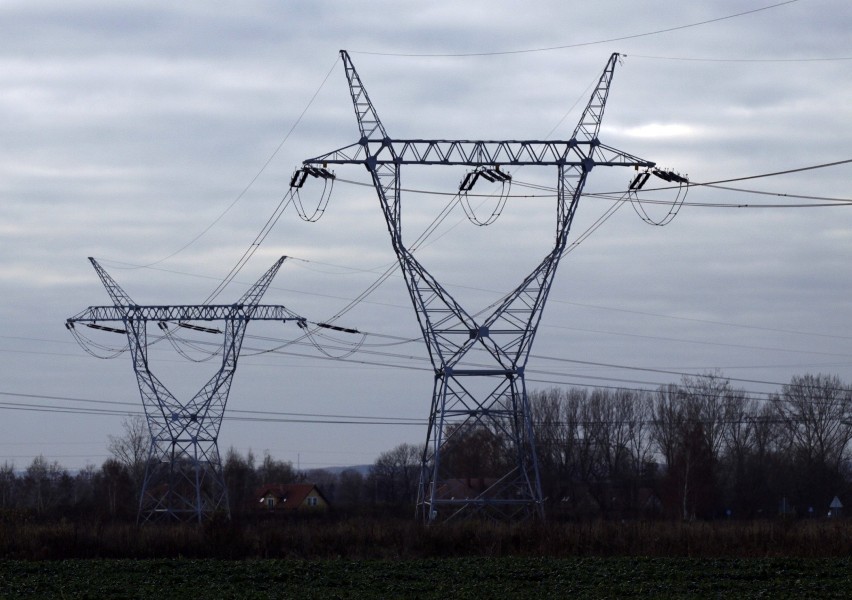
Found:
[294,51,658,522]
[67,257,303,522]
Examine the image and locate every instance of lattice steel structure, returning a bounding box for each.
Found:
[67,257,302,522]
[296,51,658,521]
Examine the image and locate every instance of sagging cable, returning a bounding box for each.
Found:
[290,165,336,222]
[459,166,512,226]
[629,169,690,226]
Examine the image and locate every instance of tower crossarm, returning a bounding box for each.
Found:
[304,139,653,169]
[67,304,303,323]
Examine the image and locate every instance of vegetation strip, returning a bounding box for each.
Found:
[1,557,851,599]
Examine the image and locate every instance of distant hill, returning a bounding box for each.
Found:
[307,464,372,476]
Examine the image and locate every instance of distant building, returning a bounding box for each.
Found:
[256,483,329,513]
[829,496,843,518]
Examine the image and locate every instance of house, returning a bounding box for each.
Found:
[256,483,329,512]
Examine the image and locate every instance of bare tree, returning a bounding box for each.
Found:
[652,380,718,520]
[337,468,366,507]
[680,371,737,463]
[22,455,66,515]
[0,461,16,509]
[625,390,655,479]
[370,442,422,506]
[223,446,257,517]
[532,387,656,517]
[651,383,686,471]
[776,373,852,470]
[530,388,566,505]
[96,457,133,518]
[775,374,852,510]
[722,390,758,463]
[107,414,149,495]
[257,451,296,484]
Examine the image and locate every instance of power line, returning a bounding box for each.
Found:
[335,167,852,206]
[352,1,802,57]
[87,241,852,347]
[54,304,852,379]
[117,56,340,272]
[628,53,852,63]
[2,385,845,437]
[265,157,852,333]
[329,165,852,209]
[0,391,423,424]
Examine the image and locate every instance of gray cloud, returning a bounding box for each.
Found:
[1,0,850,470]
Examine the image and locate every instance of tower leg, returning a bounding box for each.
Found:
[416,371,543,522]
[138,434,229,523]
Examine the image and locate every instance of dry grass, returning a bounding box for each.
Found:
[3,516,852,560]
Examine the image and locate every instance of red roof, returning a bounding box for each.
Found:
[255,483,327,509]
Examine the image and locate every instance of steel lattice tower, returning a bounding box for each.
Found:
[295,51,659,521]
[67,257,303,522]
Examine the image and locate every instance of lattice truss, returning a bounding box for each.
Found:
[294,51,668,522]
[67,257,303,522]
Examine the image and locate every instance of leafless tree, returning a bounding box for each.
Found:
[651,383,686,470]
[336,468,366,507]
[223,446,257,516]
[22,455,66,514]
[625,390,655,478]
[0,461,16,509]
[371,442,422,506]
[257,451,296,484]
[680,371,737,464]
[107,414,149,495]
[776,373,852,471]
[652,378,722,520]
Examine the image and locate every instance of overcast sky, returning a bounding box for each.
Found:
[2,0,851,471]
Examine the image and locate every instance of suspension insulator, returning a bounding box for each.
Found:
[290,169,309,188]
[86,323,127,334]
[458,166,511,192]
[178,322,222,334]
[459,171,480,192]
[317,322,361,334]
[629,171,651,190]
[652,169,688,184]
[290,166,336,189]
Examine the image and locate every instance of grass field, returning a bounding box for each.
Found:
[3,518,852,598]
[4,517,852,560]
[2,556,851,598]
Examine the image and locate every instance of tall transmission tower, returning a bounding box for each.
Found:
[293,51,662,522]
[67,257,303,522]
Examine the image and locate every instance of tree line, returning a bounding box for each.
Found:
[1,372,850,522]
[530,372,852,520]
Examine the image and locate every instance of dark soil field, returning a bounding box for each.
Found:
[2,556,851,599]
[3,519,852,598]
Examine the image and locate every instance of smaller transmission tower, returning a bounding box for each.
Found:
[67,257,303,522]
